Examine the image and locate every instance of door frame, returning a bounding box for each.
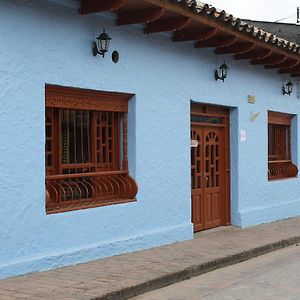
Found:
[191,102,231,229]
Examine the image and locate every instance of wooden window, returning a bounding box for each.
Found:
[45,85,138,214]
[268,111,298,180]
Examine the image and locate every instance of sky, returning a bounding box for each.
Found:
[203,0,300,23]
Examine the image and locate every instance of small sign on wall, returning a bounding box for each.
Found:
[248,95,256,104]
[240,130,247,142]
[191,140,199,148]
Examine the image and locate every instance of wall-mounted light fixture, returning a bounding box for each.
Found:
[282,81,293,96]
[93,28,111,58]
[215,61,229,82]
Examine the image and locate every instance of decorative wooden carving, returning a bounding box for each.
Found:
[144,17,191,34]
[46,85,132,112]
[95,111,119,170]
[46,95,129,112]
[117,8,165,26]
[80,0,127,15]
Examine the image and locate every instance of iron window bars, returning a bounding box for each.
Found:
[268,111,298,180]
[45,85,138,213]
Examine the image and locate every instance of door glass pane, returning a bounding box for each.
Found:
[191,115,224,124]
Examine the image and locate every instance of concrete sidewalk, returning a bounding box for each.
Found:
[1,217,300,300]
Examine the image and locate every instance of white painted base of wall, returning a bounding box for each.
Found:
[0,222,193,279]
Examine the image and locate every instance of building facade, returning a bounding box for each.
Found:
[0,0,300,279]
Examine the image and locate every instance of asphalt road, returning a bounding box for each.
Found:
[132,244,300,300]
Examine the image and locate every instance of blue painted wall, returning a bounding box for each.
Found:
[0,0,299,279]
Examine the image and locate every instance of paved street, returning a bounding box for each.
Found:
[1,217,300,300]
[132,244,300,300]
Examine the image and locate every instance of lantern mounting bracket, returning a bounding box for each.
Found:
[92,42,105,57]
[215,70,225,82]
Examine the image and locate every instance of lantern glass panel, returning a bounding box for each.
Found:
[221,64,229,78]
[101,39,109,52]
[225,67,229,78]
[96,39,100,52]
[221,68,226,79]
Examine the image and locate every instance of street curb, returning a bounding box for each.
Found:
[91,236,300,300]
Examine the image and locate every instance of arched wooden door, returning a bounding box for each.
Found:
[191,104,230,232]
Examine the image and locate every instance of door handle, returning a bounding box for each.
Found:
[205,176,209,187]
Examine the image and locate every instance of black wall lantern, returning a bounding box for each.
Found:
[282,81,293,96]
[215,61,229,82]
[93,28,111,58]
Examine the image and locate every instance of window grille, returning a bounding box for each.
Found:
[268,111,298,180]
[45,85,138,213]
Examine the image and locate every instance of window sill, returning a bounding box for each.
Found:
[46,198,137,215]
[268,176,298,182]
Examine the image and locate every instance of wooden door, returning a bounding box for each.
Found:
[191,104,230,232]
[202,127,224,229]
[191,127,204,232]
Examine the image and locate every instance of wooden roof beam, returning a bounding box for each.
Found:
[279,62,300,74]
[215,42,255,55]
[145,17,191,34]
[195,35,237,48]
[172,28,217,42]
[251,51,287,65]
[80,0,127,15]
[116,8,165,26]
[265,58,298,69]
[234,48,271,60]
[144,0,300,62]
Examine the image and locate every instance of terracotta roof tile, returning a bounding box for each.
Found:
[171,0,300,55]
